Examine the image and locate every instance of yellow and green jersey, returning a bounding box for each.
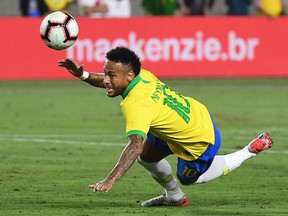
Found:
[120,69,215,161]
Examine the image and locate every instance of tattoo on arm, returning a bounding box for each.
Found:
[85,73,106,88]
[106,134,143,184]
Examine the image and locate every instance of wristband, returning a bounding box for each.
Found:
[79,71,89,80]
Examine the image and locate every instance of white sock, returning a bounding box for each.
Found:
[137,156,185,201]
[195,146,255,183]
[224,146,256,171]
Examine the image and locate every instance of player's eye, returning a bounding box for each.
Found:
[107,73,116,78]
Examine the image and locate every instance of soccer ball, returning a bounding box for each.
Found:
[40,11,79,50]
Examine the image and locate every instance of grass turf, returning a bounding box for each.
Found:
[0,78,287,215]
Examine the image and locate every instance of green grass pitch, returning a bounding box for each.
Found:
[0,78,287,215]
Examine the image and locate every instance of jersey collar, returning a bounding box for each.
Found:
[121,74,141,99]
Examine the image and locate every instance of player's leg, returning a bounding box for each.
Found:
[195,132,273,184]
[137,132,187,206]
[176,125,221,185]
[175,114,273,185]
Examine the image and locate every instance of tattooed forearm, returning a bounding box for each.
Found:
[85,73,106,88]
[105,134,143,184]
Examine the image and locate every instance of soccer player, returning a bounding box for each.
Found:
[57,46,273,207]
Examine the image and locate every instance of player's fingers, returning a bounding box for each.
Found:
[57,60,65,66]
[88,184,96,189]
[95,184,107,192]
[88,183,110,193]
[57,59,71,67]
[65,58,77,66]
[88,184,98,192]
[57,58,69,63]
[89,183,104,192]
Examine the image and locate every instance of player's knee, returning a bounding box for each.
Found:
[137,156,148,167]
[136,156,143,164]
[137,156,157,171]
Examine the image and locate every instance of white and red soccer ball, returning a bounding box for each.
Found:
[40,11,79,50]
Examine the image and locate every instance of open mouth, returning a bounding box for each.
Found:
[106,86,114,94]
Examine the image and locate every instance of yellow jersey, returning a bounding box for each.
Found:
[44,0,73,11]
[120,69,215,161]
[257,0,283,17]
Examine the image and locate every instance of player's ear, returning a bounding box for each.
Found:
[126,71,135,82]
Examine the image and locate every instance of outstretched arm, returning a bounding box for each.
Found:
[88,134,143,192]
[57,58,105,88]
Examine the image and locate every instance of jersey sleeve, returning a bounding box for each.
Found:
[121,96,156,139]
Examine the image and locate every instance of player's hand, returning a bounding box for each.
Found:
[88,179,113,193]
[57,58,84,78]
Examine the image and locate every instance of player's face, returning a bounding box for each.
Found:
[103,60,135,97]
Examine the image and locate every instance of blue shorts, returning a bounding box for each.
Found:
[147,116,221,185]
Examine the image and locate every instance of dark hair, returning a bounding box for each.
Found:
[106,47,141,76]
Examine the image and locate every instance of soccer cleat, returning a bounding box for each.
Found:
[141,194,188,207]
[248,133,273,154]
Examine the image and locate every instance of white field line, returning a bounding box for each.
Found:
[0,137,125,147]
[0,134,125,139]
[0,135,287,154]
